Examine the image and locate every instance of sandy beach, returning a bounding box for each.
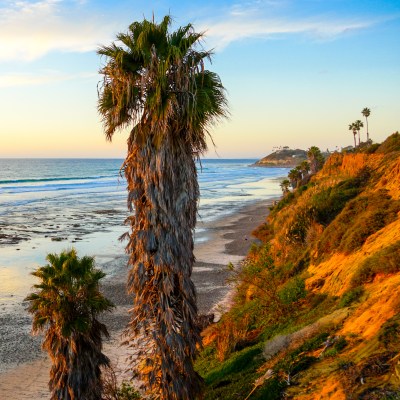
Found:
[0,199,273,399]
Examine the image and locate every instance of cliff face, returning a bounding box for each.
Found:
[198,134,400,400]
[255,149,307,167]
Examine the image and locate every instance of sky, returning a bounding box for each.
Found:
[0,0,399,158]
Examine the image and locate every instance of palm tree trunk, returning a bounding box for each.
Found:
[366,118,369,142]
[353,133,357,148]
[124,132,202,400]
[358,130,361,146]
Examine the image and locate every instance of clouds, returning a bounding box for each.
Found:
[0,0,383,62]
[200,11,377,50]
[0,0,117,61]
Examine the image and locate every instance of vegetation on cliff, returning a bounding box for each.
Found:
[255,148,307,167]
[196,133,400,399]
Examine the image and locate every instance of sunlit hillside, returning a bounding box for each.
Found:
[196,133,400,399]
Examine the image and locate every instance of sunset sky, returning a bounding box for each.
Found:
[0,0,399,158]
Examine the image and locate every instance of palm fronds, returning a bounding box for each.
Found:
[25,249,114,400]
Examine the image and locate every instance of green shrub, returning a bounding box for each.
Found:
[298,332,330,353]
[286,207,314,243]
[323,348,339,358]
[102,369,141,400]
[117,383,141,400]
[352,241,400,286]
[251,378,286,400]
[339,287,364,307]
[272,192,295,213]
[273,332,328,381]
[279,251,310,279]
[338,359,355,370]
[252,222,273,242]
[334,336,348,351]
[297,185,309,194]
[378,314,400,350]
[200,344,267,399]
[278,277,307,305]
[363,143,380,154]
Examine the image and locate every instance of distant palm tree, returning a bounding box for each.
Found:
[288,168,302,189]
[307,146,324,174]
[25,249,114,400]
[354,119,364,146]
[349,122,357,148]
[299,160,310,178]
[97,16,228,399]
[280,179,290,194]
[362,107,371,142]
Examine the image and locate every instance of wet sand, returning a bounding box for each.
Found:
[0,199,274,399]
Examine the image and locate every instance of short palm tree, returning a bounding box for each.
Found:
[288,168,302,189]
[354,119,364,146]
[349,122,357,147]
[299,160,310,179]
[307,146,324,174]
[362,107,371,142]
[97,16,227,399]
[280,179,290,194]
[25,249,114,400]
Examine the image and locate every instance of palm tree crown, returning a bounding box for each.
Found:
[98,16,228,400]
[25,249,114,400]
[98,15,227,151]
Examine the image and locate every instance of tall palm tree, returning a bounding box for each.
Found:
[25,249,114,400]
[349,122,357,148]
[97,16,227,399]
[362,107,371,142]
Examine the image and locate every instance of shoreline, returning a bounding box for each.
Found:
[0,197,276,399]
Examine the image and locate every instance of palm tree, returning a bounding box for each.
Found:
[307,146,324,174]
[349,122,357,147]
[288,168,302,189]
[362,107,371,142]
[25,249,114,400]
[354,119,364,146]
[299,160,310,179]
[280,179,290,194]
[97,16,227,399]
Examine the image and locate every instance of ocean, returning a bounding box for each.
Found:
[0,158,288,373]
[0,158,287,312]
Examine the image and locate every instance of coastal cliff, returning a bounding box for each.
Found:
[197,133,400,399]
[254,148,307,167]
